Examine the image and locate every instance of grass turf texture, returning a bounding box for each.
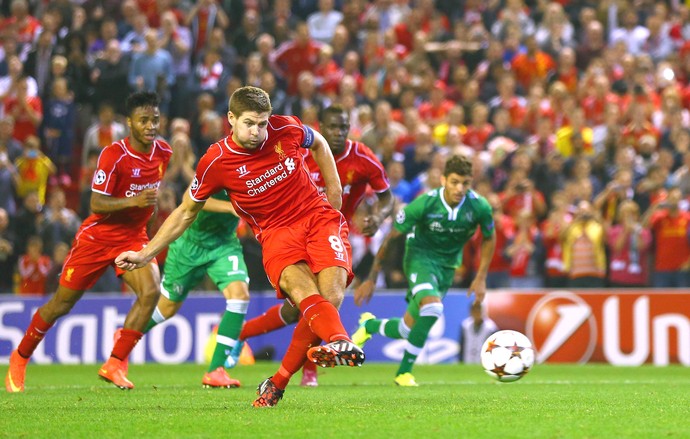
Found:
[2,363,688,438]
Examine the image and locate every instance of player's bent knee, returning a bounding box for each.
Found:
[280,302,300,324]
[419,302,444,319]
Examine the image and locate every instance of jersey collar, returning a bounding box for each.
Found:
[439,186,465,221]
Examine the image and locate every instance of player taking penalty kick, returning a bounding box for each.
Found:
[115,86,364,407]
[231,105,394,387]
[6,92,171,392]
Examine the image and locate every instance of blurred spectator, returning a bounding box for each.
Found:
[459,301,498,364]
[606,200,652,288]
[312,44,342,100]
[0,116,21,215]
[39,187,80,256]
[561,200,606,288]
[271,21,322,96]
[540,190,572,288]
[463,103,494,152]
[608,3,650,56]
[0,207,17,293]
[511,33,556,91]
[42,77,76,180]
[360,100,407,150]
[43,229,68,294]
[185,0,230,61]
[4,74,43,142]
[16,235,51,296]
[505,210,544,288]
[556,108,594,159]
[188,49,229,104]
[14,136,56,204]
[642,187,690,287]
[120,12,150,54]
[81,102,127,167]
[593,168,635,227]
[386,160,416,204]
[90,39,130,116]
[158,10,192,119]
[576,20,605,71]
[23,30,57,98]
[282,70,328,120]
[468,192,514,289]
[128,29,175,114]
[306,0,342,44]
[401,123,438,183]
[163,132,196,197]
[3,0,42,59]
[669,150,690,197]
[417,80,454,127]
[229,8,263,61]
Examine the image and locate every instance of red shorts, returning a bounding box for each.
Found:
[59,234,155,291]
[260,208,353,298]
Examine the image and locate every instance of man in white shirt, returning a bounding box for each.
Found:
[460,301,498,364]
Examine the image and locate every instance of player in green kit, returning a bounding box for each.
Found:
[353,155,496,386]
[138,191,249,388]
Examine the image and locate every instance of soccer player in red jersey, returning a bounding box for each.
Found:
[115,87,365,407]
[5,92,172,393]
[235,105,394,387]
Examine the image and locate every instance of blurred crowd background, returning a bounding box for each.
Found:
[1,0,690,295]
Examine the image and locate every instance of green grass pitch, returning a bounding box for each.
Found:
[2,362,689,438]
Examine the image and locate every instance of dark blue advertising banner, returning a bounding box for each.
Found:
[0,291,472,365]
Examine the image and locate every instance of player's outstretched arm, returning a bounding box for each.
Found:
[202,197,238,216]
[310,128,342,210]
[354,228,402,306]
[116,192,205,270]
[467,232,496,305]
[361,189,395,237]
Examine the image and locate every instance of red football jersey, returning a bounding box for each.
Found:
[303,139,389,223]
[78,137,172,243]
[190,115,334,239]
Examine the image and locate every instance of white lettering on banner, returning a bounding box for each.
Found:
[603,296,650,365]
[195,314,221,364]
[0,302,25,361]
[56,315,98,364]
[381,315,459,363]
[148,316,192,364]
[653,315,690,365]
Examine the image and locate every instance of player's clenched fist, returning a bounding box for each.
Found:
[115,251,151,271]
[134,188,158,207]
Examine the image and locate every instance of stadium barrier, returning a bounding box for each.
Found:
[0,289,687,366]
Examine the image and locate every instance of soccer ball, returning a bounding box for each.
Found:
[481,330,535,382]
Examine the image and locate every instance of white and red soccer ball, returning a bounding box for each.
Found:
[481,330,535,382]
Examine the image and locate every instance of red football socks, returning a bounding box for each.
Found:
[298,295,350,342]
[272,318,320,389]
[110,329,143,361]
[17,311,54,358]
[239,304,287,340]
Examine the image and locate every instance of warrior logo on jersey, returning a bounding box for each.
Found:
[275,142,287,160]
[94,170,106,185]
[191,176,199,190]
[237,165,250,177]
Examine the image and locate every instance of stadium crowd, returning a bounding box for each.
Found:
[1,0,690,295]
